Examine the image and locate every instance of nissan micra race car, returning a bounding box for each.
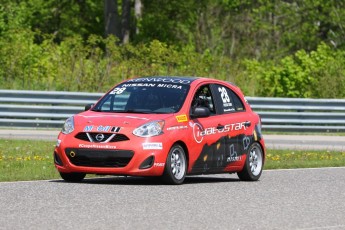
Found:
[54,76,265,184]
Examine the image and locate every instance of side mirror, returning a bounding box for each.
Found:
[85,103,94,111]
[191,107,210,118]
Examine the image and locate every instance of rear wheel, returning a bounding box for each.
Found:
[60,172,86,182]
[237,142,263,181]
[162,144,187,185]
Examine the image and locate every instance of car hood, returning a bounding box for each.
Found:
[74,111,174,130]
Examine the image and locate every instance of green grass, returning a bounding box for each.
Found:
[0,139,344,182]
[0,139,59,182]
[265,149,345,169]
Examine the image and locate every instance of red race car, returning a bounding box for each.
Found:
[54,76,265,184]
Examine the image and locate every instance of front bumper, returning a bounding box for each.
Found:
[54,133,168,176]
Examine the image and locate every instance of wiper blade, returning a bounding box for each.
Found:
[91,109,152,114]
[120,109,151,114]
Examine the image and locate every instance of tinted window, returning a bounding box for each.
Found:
[229,90,245,111]
[93,82,189,114]
[214,84,245,114]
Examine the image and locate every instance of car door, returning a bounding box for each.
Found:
[209,83,252,170]
[188,83,222,174]
[188,83,253,173]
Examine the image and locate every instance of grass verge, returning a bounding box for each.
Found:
[0,139,345,182]
[0,139,59,182]
[265,150,345,169]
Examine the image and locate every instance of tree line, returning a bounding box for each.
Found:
[0,0,344,98]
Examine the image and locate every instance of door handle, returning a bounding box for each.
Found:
[216,124,225,130]
[244,121,251,127]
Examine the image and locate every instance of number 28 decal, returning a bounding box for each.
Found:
[110,87,126,95]
[218,87,230,104]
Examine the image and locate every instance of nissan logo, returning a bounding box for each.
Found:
[95,133,105,142]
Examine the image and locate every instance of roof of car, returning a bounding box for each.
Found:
[125,76,200,85]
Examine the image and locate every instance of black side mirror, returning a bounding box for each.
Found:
[191,107,210,118]
[85,103,94,111]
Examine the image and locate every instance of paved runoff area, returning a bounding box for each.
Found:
[1,168,345,230]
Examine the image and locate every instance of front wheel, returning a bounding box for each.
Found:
[60,172,86,182]
[162,144,187,185]
[237,142,264,181]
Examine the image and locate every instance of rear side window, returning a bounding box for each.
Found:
[213,84,245,114]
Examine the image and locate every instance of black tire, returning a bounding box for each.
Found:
[162,144,187,185]
[237,142,264,181]
[60,172,86,182]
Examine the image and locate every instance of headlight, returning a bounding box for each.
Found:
[62,116,74,134]
[133,121,165,137]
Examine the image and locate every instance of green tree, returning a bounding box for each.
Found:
[244,43,345,98]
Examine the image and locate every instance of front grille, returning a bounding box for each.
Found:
[65,148,134,168]
[75,132,129,143]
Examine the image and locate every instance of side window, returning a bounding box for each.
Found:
[191,85,216,114]
[229,90,245,111]
[214,84,245,114]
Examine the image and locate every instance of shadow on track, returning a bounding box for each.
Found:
[50,174,240,185]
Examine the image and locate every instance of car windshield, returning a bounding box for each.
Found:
[92,82,190,114]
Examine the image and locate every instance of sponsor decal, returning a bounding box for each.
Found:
[166,125,188,131]
[192,122,204,143]
[154,163,165,167]
[78,144,117,149]
[142,142,163,150]
[97,126,111,132]
[126,78,191,84]
[192,122,247,143]
[56,139,61,147]
[83,125,121,133]
[84,125,93,132]
[227,156,242,162]
[122,83,156,88]
[175,114,188,123]
[243,136,251,150]
[120,83,183,89]
[157,84,182,89]
[111,127,121,132]
[227,144,242,162]
[191,134,250,174]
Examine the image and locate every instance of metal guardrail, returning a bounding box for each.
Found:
[247,97,345,132]
[0,90,102,128]
[1,90,345,132]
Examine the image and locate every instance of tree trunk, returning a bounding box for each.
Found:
[104,0,121,40]
[121,0,131,44]
[134,0,142,34]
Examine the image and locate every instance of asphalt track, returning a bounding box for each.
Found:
[0,129,344,229]
[1,167,345,230]
[0,129,344,151]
